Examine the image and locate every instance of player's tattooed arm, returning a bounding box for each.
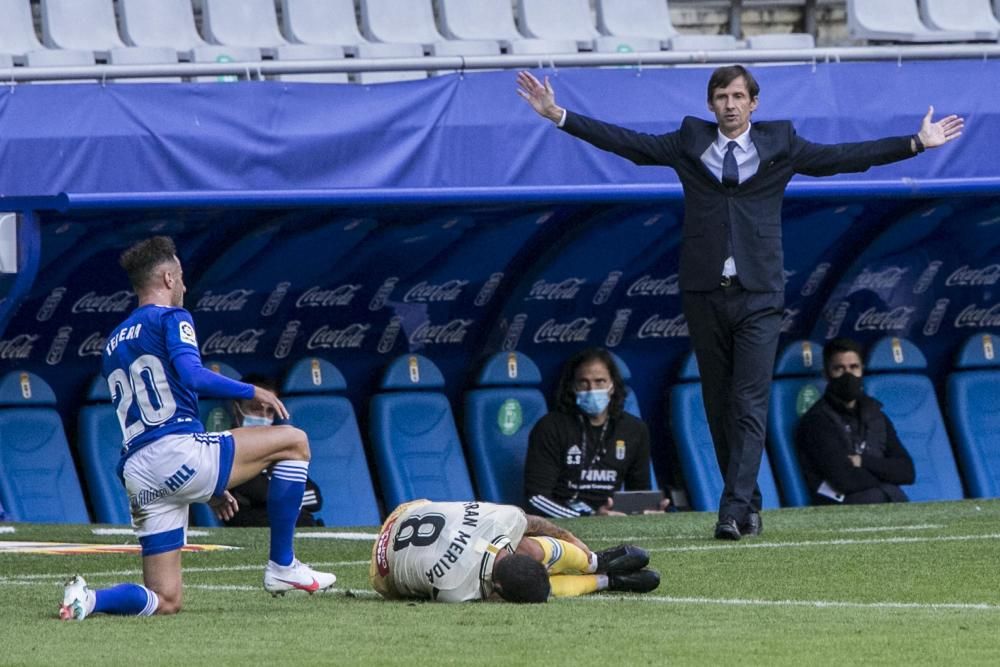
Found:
[523,514,590,554]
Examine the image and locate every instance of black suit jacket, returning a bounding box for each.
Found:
[562,112,916,292]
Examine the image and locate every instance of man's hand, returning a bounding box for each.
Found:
[252,385,289,421]
[596,497,626,517]
[917,106,964,150]
[209,491,239,521]
[516,71,564,124]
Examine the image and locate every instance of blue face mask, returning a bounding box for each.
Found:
[241,414,273,428]
[576,388,611,416]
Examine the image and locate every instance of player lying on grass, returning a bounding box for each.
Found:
[60,236,335,621]
[371,500,660,602]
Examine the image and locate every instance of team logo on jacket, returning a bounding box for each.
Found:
[566,445,582,466]
[615,440,626,461]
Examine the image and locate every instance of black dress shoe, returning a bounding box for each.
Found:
[608,568,661,593]
[741,512,763,537]
[595,544,650,574]
[714,516,741,541]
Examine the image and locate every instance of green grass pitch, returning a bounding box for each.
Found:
[3,499,1000,666]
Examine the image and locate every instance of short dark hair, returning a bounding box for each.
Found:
[493,554,550,604]
[823,338,865,375]
[119,236,177,292]
[554,347,627,419]
[707,65,760,101]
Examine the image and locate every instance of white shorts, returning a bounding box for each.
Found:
[122,431,235,556]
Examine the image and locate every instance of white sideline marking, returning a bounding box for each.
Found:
[187,584,379,598]
[0,527,14,534]
[0,560,370,583]
[826,524,942,533]
[577,595,1000,612]
[90,528,210,537]
[649,533,1000,553]
[595,524,948,542]
[295,532,378,541]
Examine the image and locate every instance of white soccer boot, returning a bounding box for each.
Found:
[263,559,336,596]
[59,575,96,621]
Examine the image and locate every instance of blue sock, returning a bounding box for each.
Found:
[268,460,309,566]
[94,584,159,616]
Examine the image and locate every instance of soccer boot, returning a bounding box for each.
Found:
[608,568,661,594]
[59,575,95,621]
[264,559,337,596]
[595,544,649,574]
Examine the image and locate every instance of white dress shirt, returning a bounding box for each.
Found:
[701,125,759,277]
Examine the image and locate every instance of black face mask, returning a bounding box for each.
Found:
[828,373,863,403]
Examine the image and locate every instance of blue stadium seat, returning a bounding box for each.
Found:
[77,375,131,525]
[669,352,781,512]
[608,350,658,490]
[767,340,825,507]
[370,354,475,510]
[0,371,89,523]
[946,333,1000,498]
[191,359,243,528]
[463,352,547,505]
[281,358,381,526]
[864,337,964,502]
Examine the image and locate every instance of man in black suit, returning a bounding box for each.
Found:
[516,66,962,540]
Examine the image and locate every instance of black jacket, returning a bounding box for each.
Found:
[795,392,915,497]
[561,112,916,292]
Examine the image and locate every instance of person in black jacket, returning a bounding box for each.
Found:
[517,66,961,539]
[796,338,915,505]
[524,348,663,518]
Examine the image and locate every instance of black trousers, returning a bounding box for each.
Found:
[683,284,784,524]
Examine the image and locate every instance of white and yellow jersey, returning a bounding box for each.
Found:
[373,500,527,602]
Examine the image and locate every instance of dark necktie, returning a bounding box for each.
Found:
[722,140,739,187]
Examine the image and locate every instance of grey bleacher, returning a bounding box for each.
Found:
[119,0,208,58]
[202,0,287,55]
[747,32,816,49]
[280,0,372,53]
[668,34,742,51]
[361,0,444,47]
[190,44,261,82]
[428,39,502,75]
[0,0,45,63]
[597,0,679,47]
[920,0,1000,41]
[518,0,602,49]
[848,0,981,42]
[41,0,127,56]
[354,41,426,83]
[275,44,349,83]
[436,0,580,54]
[24,47,96,82]
[107,46,181,83]
[595,36,663,53]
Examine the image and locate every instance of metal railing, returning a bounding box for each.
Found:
[1,43,998,83]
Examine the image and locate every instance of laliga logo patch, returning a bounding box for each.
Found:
[179,321,198,347]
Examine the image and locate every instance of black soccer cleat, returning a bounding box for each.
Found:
[595,544,650,574]
[608,568,661,594]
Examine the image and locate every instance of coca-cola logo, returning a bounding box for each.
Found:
[0,334,39,360]
[526,278,586,301]
[627,274,680,298]
[306,323,370,350]
[403,280,468,303]
[533,317,596,344]
[848,267,908,294]
[637,314,688,339]
[409,319,473,345]
[194,289,254,312]
[954,303,1000,328]
[77,332,105,357]
[945,264,1000,287]
[71,290,134,314]
[200,329,265,355]
[853,306,916,332]
[295,285,362,308]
